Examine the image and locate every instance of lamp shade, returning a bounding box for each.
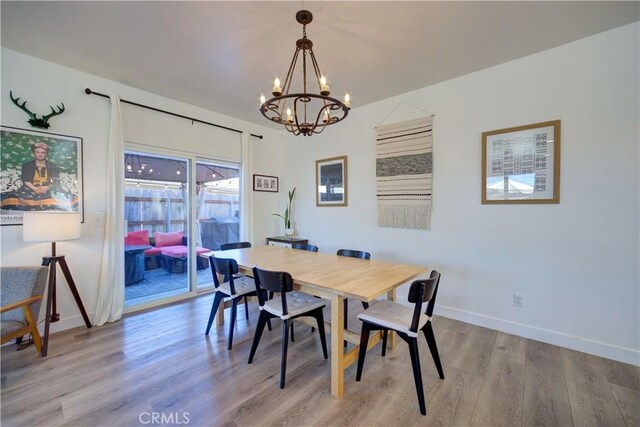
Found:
[23,212,82,242]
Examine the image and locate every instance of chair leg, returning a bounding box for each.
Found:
[381,330,389,357]
[344,299,349,348]
[344,299,349,329]
[244,295,249,320]
[248,312,269,364]
[23,306,42,356]
[356,322,371,381]
[228,298,239,350]
[267,318,272,331]
[314,309,328,359]
[291,321,295,342]
[361,301,369,310]
[280,319,290,389]
[205,293,223,335]
[408,338,426,416]
[423,322,445,379]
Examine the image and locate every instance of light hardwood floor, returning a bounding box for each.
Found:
[1,294,638,426]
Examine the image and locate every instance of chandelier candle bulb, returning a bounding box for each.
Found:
[273,77,282,96]
[286,108,294,122]
[260,93,266,105]
[320,75,330,95]
[344,93,350,107]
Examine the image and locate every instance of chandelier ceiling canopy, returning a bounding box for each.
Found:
[259,10,350,137]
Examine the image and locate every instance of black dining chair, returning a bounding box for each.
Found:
[220,241,252,251]
[221,241,252,319]
[248,266,328,389]
[291,243,319,252]
[337,249,371,334]
[290,242,319,338]
[355,270,445,415]
[205,255,265,350]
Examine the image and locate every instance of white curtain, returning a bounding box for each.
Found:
[93,94,125,326]
[239,133,253,243]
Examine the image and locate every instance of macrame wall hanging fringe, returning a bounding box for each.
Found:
[375,115,433,230]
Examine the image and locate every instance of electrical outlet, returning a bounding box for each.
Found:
[514,293,525,308]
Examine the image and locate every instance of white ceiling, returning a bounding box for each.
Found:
[2,1,638,128]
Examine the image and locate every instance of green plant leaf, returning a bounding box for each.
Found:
[273,186,295,229]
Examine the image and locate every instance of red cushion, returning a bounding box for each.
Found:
[144,247,162,256]
[125,230,150,246]
[161,246,210,258]
[155,231,183,247]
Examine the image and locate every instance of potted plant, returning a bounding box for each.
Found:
[273,187,296,238]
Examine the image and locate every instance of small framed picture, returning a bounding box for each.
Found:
[253,174,278,193]
[316,155,348,207]
[482,120,560,204]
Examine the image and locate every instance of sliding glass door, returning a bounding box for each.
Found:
[123,150,243,307]
[195,160,240,290]
[123,151,192,306]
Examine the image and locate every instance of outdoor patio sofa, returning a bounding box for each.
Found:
[125,230,209,276]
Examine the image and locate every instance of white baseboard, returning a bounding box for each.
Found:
[35,298,640,367]
[38,290,206,335]
[435,305,640,367]
[39,313,94,335]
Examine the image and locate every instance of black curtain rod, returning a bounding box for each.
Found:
[84,88,263,139]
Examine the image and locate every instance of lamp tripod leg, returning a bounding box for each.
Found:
[58,257,92,328]
[42,258,57,357]
[40,256,92,357]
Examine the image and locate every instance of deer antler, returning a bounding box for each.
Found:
[8,91,65,129]
[42,103,65,122]
[9,91,37,120]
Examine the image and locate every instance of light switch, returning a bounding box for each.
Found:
[95,211,104,228]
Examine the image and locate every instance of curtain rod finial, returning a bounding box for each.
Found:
[84,88,92,95]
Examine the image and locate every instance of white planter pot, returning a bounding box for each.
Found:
[284,228,294,238]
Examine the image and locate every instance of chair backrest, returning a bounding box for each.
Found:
[337,249,371,260]
[424,270,441,317]
[407,270,441,332]
[252,267,294,315]
[221,241,252,251]
[0,266,48,324]
[291,243,318,252]
[209,255,239,293]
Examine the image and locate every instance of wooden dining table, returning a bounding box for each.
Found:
[204,245,427,399]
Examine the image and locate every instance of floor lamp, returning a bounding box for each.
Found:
[23,211,92,357]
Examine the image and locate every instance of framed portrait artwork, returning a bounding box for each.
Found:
[482,120,560,204]
[316,155,348,207]
[253,174,278,192]
[0,126,84,225]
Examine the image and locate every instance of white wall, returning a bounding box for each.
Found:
[281,23,640,365]
[0,48,284,331]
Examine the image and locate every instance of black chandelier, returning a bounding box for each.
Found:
[259,10,350,136]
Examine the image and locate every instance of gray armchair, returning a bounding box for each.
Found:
[1,266,48,356]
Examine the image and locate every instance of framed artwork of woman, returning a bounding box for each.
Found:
[0,126,84,226]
